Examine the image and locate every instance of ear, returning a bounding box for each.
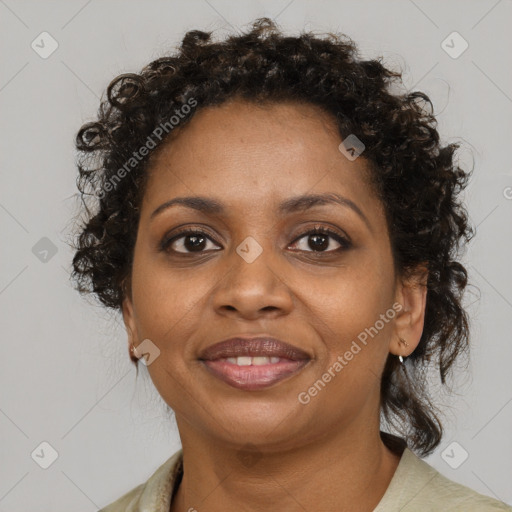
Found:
[122,294,137,351]
[390,264,428,358]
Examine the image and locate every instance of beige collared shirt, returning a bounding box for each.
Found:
[99,445,512,511]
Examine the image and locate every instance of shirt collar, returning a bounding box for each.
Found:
[133,432,422,511]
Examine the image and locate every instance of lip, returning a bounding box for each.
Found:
[199,336,311,390]
[199,336,311,361]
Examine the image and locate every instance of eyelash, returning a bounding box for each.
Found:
[160,224,351,256]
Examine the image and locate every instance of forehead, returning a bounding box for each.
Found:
[142,99,380,220]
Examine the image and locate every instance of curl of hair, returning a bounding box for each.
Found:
[70,17,474,457]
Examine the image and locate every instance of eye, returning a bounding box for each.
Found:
[160,224,351,255]
[160,228,220,254]
[289,225,351,254]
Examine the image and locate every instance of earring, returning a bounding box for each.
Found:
[129,343,139,364]
[398,337,409,364]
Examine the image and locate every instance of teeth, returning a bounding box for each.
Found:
[252,356,270,365]
[222,356,282,365]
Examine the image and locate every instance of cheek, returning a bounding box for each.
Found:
[130,252,214,346]
[310,260,394,355]
[307,278,394,408]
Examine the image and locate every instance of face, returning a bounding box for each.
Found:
[122,98,426,451]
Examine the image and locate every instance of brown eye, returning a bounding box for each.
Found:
[289,226,351,253]
[161,229,220,254]
[160,225,351,256]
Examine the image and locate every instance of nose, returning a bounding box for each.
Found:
[211,236,294,319]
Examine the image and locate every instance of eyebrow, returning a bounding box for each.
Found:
[150,193,371,230]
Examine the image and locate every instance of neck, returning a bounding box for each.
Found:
[170,423,403,512]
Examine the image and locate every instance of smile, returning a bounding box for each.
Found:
[201,358,310,390]
[198,336,311,390]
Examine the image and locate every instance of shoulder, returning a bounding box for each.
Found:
[375,447,512,511]
[98,483,144,512]
[98,450,183,512]
[423,466,512,511]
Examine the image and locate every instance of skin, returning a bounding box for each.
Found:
[122,98,428,512]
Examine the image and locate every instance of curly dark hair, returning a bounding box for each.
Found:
[69,17,474,457]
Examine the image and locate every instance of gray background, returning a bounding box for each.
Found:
[1,0,511,510]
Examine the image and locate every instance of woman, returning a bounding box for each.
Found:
[71,18,512,512]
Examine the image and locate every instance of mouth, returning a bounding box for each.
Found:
[198,336,311,390]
